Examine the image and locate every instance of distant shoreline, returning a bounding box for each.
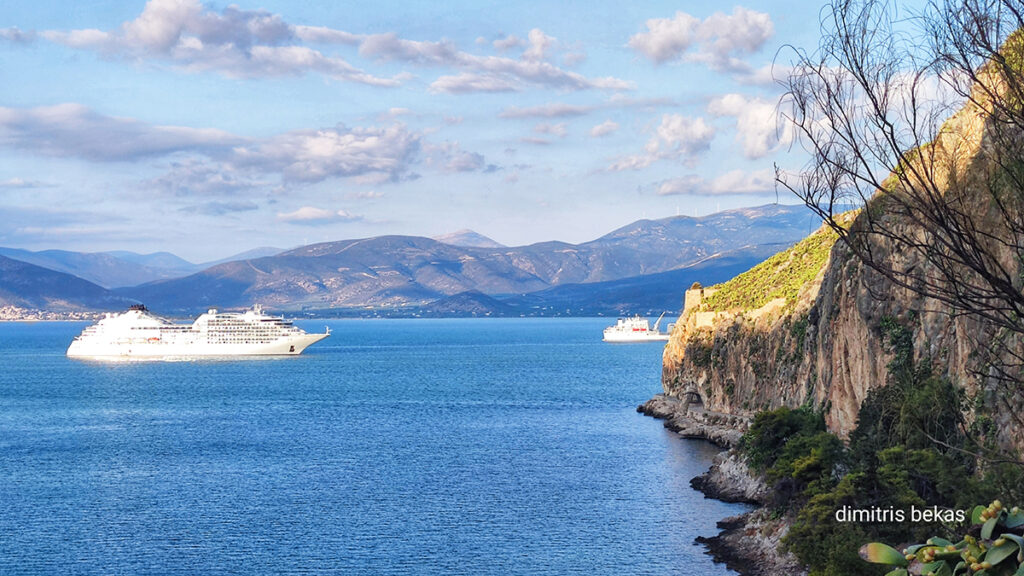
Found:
[0,310,659,322]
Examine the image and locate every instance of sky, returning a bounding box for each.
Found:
[0,0,828,262]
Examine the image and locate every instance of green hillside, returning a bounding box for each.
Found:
[700,213,854,313]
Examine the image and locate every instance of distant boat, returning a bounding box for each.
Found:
[67,304,329,359]
[602,312,672,343]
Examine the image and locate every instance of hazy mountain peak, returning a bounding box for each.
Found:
[199,247,284,267]
[104,250,196,269]
[433,229,505,248]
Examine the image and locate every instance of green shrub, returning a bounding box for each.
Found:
[785,469,938,576]
[784,473,885,576]
[742,406,828,472]
[767,431,845,491]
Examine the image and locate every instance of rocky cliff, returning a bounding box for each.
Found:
[661,87,1024,453]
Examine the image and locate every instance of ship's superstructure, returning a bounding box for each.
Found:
[602,312,672,343]
[67,304,329,358]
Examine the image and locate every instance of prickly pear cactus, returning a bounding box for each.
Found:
[860,501,1024,576]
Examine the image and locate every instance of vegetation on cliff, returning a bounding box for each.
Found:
[737,317,1024,576]
[699,220,847,313]
[780,0,1024,339]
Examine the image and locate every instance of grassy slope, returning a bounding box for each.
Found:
[700,224,840,313]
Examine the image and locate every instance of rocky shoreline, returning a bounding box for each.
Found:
[637,394,806,576]
[636,393,747,447]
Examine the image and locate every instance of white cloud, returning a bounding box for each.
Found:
[424,141,492,173]
[234,123,422,183]
[697,7,774,70]
[148,158,262,196]
[498,95,675,121]
[628,7,773,74]
[655,169,776,196]
[492,34,525,51]
[0,103,240,161]
[179,200,259,215]
[0,104,496,188]
[523,28,555,61]
[293,25,362,45]
[430,59,632,93]
[347,190,384,200]
[628,11,700,64]
[607,154,655,171]
[533,122,567,137]
[590,120,619,137]
[499,103,594,119]
[644,114,715,160]
[519,137,552,146]
[708,93,788,159]
[429,73,519,94]
[607,114,714,171]
[277,206,360,224]
[358,33,461,64]
[562,51,586,66]
[42,1,630,94]
[359,29,632,93]
[42,0,397,86]
[447,150,487,172]
[378,107,414,122]
[739,63,790,86]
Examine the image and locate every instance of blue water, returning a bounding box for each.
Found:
[0,318,748,575]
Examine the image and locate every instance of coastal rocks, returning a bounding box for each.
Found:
[697,509,807,576]
[690,450,768,504]
[637,394,745,448]
[635,393,683,420]
[688,444,804,575]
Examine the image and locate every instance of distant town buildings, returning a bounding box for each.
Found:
[0,306,98,322]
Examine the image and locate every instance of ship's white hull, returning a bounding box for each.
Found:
[602,313,672,342]
[602,332,670,343]
[67,305,330,359]
[67,332,328,358]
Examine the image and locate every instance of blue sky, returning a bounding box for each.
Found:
[0,0,826,261]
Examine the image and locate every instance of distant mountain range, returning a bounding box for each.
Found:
[0,246,283,288]
[116,204,819,315]
[352,243,788,318]
[0,255,132,311]
[496,244,788,316]
[0,204,823,316]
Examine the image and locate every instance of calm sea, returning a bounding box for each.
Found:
[0,318,748,575]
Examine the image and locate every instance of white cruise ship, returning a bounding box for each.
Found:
[67,304,330,358]
[602,312,672,343]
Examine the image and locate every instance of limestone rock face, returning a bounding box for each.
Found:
[663,225,1023,447]
[662,90,1024,451]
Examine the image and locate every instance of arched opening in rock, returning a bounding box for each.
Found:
[682,388,704,413]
